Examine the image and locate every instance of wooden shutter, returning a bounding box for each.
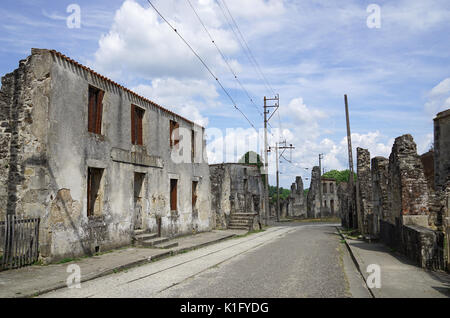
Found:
[131,105,136,145]
[88,88,96,133]
[95,90,104,134]
[137,108,143,145]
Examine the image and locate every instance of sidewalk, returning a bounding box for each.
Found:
[338,227,450,298]
[0,229,246,298]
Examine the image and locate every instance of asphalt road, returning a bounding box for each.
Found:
[40,223,371,298]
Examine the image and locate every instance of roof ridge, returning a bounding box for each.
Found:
[46,49,200,127]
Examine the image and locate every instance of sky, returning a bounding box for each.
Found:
[1,0,450,189]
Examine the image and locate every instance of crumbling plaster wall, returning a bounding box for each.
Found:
[0,49,52,253]
[1,49,212,262]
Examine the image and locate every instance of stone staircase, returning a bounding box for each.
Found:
[228,213,257,231]
[132,230,179,249]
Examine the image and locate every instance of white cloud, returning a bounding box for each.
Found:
[133,78,219,126]
[425,77,450,115]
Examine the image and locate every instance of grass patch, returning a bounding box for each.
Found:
[339,228,361,240]
[56,258,77,264]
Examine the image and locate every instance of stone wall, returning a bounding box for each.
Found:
[388,134,430,228]
[357,148,373,236]
[371,156,389,237]
[307,166,321,218]
[210,163,264,228]
[0,49,213,263]
[434,110,450,191]
[288,176,307,218]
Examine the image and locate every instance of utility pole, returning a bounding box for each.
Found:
[319,153,324,218]
[271,141,295,222]
[263,95,279,226]
[344,95,354,189]
[345,94,358,230]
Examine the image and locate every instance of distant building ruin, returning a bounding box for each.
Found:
[209,163,263,231]
[306,167,339,218]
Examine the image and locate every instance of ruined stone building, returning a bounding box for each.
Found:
[0,49,212,263]
[341,113,450,270]
[210,163,263,230]
[287,176,307,218]
[306,167,339,218]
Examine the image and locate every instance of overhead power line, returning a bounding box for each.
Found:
[145,0,257,131]
[215,0,276,96]
[185,0,263,119]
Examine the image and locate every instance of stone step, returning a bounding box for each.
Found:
[141,237,170,247]
[229,221,250,226]
[230,217,252,220]
[133,229,147,236]
[134,233,159,241]
[154,241,179,249]
[228,225,250,230]
[232,213,257,217]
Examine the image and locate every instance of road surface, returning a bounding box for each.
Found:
[40,223,371,298]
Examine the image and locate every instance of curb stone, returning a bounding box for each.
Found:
[336,227,375,298]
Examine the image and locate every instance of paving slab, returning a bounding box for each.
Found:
[0,229,244,298]
[338,228,450,298]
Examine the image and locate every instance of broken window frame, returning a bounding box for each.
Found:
[87,167,104,218]
[170,179,178,212]
[88,86,104,135]
[170,120,180,149]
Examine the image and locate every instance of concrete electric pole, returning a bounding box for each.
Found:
[319,153,324,217]
[272,141,295,222]
[263,95,279,226]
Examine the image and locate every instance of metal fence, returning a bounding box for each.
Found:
[0,215,40,270]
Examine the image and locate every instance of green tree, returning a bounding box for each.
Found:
[268,185,291,204]
[238,151,265,183]
[321,169,357,185]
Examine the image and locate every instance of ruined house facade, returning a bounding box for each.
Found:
[341,123,449,270]
[0,49,212,262]
[287,176,307,218]
[209,163,264,230]
[306,167,339,218]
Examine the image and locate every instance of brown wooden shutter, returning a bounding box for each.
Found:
[95,90,104,134]
[131,105,136,145]
[88,89,96,133]
[137,109,143,145]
